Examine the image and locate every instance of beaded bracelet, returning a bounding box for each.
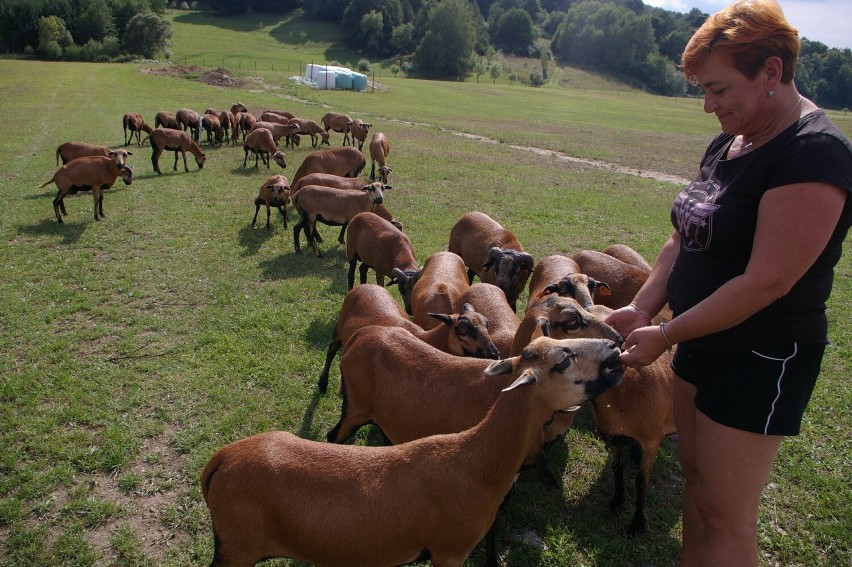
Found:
[659,322,673,351]
[629,302,652,322]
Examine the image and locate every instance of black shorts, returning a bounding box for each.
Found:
[671,341,825,436]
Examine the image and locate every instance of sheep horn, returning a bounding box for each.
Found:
[519,252,535,271]
[483,247,503,271]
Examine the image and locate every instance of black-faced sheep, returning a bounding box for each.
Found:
[526,254,610,313]
[368,132,392,184]
[345,211,417,289]
[320,111,353,145]
[242,128,286,169]
[317,284,498,395]
[39,155,133,223]
[141,129,206,174]
[251,174,290,229]
[55,142,131,166]
[202,335,623,567]
[122,112,152,146]
[349,118,371,151]
[457,282,519,358]
[290,146,366,185]
[291,182,390,258]
[448,211,534,312]
[410,251,471,330]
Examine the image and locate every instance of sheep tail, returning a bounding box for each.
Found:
[38,175,55,189]
[139,135,150,146]
[55,146,61,165]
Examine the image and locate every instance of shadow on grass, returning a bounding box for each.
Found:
[17,217,87,244]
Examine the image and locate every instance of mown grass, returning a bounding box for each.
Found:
[0,9,849,567]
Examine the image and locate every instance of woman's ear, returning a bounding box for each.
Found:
[762,55,783,92]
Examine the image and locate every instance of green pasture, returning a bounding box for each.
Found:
[0,10,849,567]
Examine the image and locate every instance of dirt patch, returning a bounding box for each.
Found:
[198,67,248,89]
[140,65,249,89]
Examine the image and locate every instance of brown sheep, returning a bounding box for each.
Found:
[456,282,519,358]
[262,109,296,120]
[202,335,623,567]
[290,146,366,185]
[410,251,470,330]
[141,129,206,174]
[349,118,371,150]
[242,128,286,169]
[368,132,392,184]
[601,243,653,271]
[250,120,301,144]
[238,112,257,141]
[320,111,353,145]
[572,249,651,309]
[317,284,498,394]
[55,142,131,166]
[122,112,152,146]
[176,108,202,142]
[228,102,248,142]
[526,254,611,313]
[251,174,290,229]
[39,155,133,223]
[154,110,179,130]
[287,117,330,148]
[345,211,417,290]
[200,113,223,146]
[217,110,234,145]
[448,211,534,312]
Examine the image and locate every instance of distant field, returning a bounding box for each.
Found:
[0,9,849,567]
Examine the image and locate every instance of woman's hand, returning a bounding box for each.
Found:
[604,305,650,338]
[619,324,671,368]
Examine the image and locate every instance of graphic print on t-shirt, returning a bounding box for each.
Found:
[673,178,721,251]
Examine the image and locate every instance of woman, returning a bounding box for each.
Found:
[604,1,852,565]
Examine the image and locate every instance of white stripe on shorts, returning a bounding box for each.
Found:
[751,342,799,435]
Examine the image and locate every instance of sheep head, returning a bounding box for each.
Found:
[272,151,287,169]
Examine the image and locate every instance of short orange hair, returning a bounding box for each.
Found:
[681,0,799,84]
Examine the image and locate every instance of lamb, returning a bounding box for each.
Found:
[456,282,519,358]
[176,107,202,142]
[55,142,131,166]
[409,251,470,330]
[39,155,133,223]
[290,146,366,185]
[317,284,498,395]
[368,131,392,184]
[242,128,286,169]
[286,117,330,147]
[291,182,389,257]
[250,120,301,144]
[349,118,371,150]
[140,128,206,174]
[572,249,651,309]
[345,211,417,289]
[526,254,610,312]
[154,110,179,130]
[320,111,353,145]
[251,174,290,229]
[202,334,623,567]
[122,112,152,146]
[448,211,535,312]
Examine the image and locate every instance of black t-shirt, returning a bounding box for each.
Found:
[667,110,852,351]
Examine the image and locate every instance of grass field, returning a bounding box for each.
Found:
[0,9,850,567]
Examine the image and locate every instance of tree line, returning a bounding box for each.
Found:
[1,0,849,109]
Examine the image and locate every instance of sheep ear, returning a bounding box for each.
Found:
[484,357,516,376]
[428,312,453,326]
[461,302,475,314]
[537,283,558,299]
[382,185,392,190]
[596,282,612,297]
[502,368,539,392]
[537,318,551,337]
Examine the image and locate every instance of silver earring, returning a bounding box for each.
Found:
[768,90,775,97]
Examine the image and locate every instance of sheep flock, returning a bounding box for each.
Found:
[42,102,677,567]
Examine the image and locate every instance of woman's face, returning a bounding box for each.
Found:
[693,51,766,137]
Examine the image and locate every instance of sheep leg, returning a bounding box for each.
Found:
[181,150,189,172]
[336,222,348,244]
[326,387,369,443]
[608,441,627,514]
[152,147,163,174]
[307,218,322,257]
[293,214,307,254]
[466,268,476,285]
[534,452,560,488]
[93,187,102,221]
[318,335,341,394]
[265,206,272,229]
[627,440,661,536]
[347,258,359,290]
[277,205,287,228]
[53,190,67,223]
[242,148,250,168]
[361,264,374,285]
[370,161,376,181]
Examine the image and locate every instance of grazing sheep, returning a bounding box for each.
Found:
[320,111,353,145]
[141,129,206,174]
[200,113,223,146]
[202,335,623,567]
[39,155,133,223]
[572,249,651,309]
[286,117,330,148]
[217,111,235,145]
[228,103,248,142]
[122,112,152,146]
[242,128,286,169]
[526,254,610,312]
[176,108,202,142]
[292,182,390,258]
[154,110,179,130]
[290,146,366,185]
[238,112,257,141]
[55,142,131,166]
[345,211,417,289]
[317,284,498,394]
[368,131,392,184]
[251,174,290,229]
[261,109,296,120]
[449,211,534,312]
[290,172,370,196]
[349,118,371,150]
[250,120,301,145]
[410,251,470,330]
[457,282,519,358]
